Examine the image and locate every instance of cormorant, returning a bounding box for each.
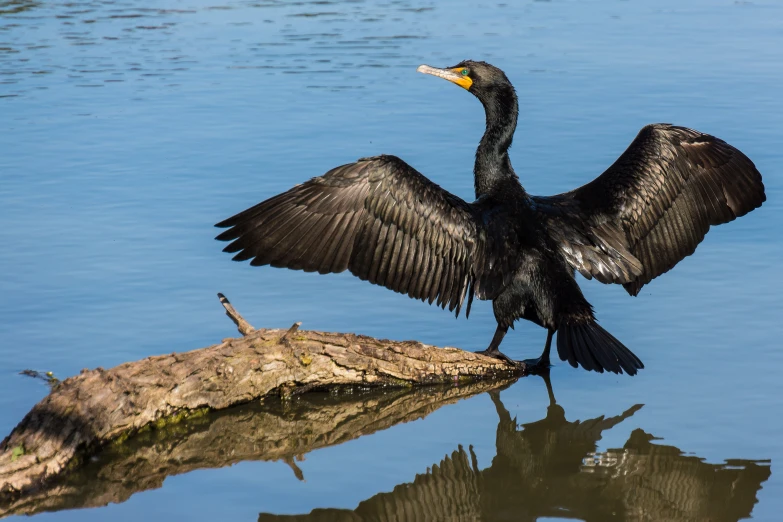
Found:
[216,60,766,375]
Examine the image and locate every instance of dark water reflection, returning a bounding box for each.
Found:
[0,379,769,520]
[259,378,770,522]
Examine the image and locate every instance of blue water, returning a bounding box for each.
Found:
[1,0,781,519]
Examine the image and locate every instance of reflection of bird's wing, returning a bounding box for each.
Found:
[353,447,481,521]
[534,124,765,295]
[257,447,481,522]
[217,155,493,315]
[580,429,772,521]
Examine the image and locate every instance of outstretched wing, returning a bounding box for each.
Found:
[535,124,765,295]
[216,155,484,315]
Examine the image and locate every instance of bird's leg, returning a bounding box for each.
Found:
[521,329,554,374]
[475,324,518,365]
[477,324,508,355]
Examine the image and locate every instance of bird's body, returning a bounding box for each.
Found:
[217,61,765,375]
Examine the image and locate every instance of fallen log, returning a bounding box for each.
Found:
[0,294,521,502]
[0,379,514,518]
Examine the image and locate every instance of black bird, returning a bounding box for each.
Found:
[216,60,766,375]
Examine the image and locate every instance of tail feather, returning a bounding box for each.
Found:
[576,324,611,373]
[557,321,644,376]
[561,326,578,369]
[587,325,621,374]
[573,327,599,372]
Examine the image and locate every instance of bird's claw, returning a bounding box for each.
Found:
[474,349,526,370]
[474,350,552,376]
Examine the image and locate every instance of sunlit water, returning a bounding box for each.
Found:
[1,0,781,520]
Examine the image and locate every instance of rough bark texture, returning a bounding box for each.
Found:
[0,380,512,518]
[0,295,520,503]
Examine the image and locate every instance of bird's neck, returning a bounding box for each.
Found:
[474,85,520,198]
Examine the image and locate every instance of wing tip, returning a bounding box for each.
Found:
[215,227,241,242]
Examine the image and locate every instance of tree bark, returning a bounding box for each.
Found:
[0,380,514,518]
[0,294,521,503]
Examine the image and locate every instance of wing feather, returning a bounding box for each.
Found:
[534,124,765,295]
[216,155,485,315]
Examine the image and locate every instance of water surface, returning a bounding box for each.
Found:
[1,0,781,520]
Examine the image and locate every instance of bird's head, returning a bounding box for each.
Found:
[416,60,513,104]
[417,59,519,163]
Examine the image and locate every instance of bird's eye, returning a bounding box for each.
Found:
[461,68,469,76]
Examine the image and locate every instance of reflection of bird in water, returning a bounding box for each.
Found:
[216,60,765,374]
[258,376,771,522]
[481,380,643,520]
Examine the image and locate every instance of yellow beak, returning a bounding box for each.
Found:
[417,64,473,90]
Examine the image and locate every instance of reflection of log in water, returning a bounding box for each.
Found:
[259,376,771,522]
[0,295,522,499]
[0,379,513,518]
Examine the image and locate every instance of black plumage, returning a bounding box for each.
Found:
[216,60,765,375]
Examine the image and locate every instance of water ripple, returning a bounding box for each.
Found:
[1,0,436,100]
